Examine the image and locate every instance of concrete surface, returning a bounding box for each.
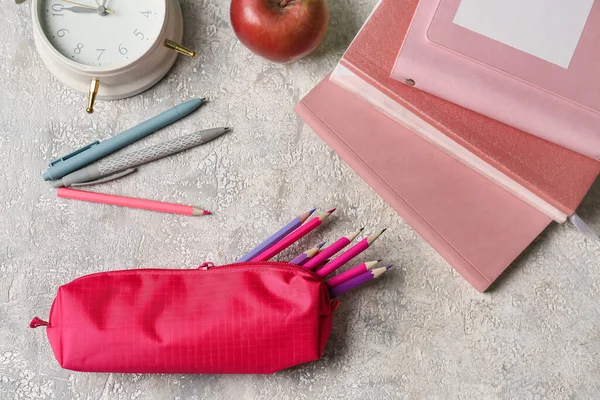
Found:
[2,0,600,399]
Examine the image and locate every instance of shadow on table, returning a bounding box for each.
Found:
[305,1,369,62]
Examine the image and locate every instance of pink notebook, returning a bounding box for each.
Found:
[295,75,551,292]
[392,0,600,159]
[332,0,600,224]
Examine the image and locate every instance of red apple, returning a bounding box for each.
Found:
[230,0,330,63]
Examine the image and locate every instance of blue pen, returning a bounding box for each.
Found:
[42,98,206,181]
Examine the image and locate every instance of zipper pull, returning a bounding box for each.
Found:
[331,299,341,312]
[30,317,50,328]
[198,262,215,270]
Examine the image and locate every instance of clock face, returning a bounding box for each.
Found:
[39,0,167,68]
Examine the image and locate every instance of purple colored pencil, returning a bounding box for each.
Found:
[326,260,380,288]
[328,265,392,298]
[289,242,326,265]
[238,208,315,262]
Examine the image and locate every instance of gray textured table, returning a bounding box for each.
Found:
[2,1,600,399]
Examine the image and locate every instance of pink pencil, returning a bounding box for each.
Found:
[253,209,336,262]
[310,258,330,270]
[57,188,211,216]
[326,260,381,288]
[302,228,363,270]
[316,229,386,277]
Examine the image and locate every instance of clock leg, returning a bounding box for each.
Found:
[164,40,197,58]
[86,78,100,114]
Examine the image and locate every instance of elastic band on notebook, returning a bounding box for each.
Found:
[570,214,599,240]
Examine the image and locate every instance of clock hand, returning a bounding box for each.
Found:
[63,6,99,13]
[58,0,115,14]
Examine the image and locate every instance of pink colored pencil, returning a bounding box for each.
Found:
[57,188,211,216]
[316,229,386,277]
[326,260,381,288]
[253,209,336,262]
[312,258,330,270]
[302,228,363,270]
[240,208,315,262]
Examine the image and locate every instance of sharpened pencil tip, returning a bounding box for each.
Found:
[378,259,383,263]
[327,208,337,214]
[192,207,211,216]
[367,228,387,245]
[317,242,327,248]
[360,227,365,231]
[386,264,393,270]
[309,208,317,215]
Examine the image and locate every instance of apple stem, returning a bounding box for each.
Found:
[280,0,294,7]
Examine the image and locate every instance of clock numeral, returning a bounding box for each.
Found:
[74,43,84,55]
[96,49,106,60]
[51,3,64,16]
[118,43,128,55]
[140,10,152,18]
[134,29,145,40]
[56,28,70,37]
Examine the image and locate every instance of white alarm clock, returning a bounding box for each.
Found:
[31,0,196,113]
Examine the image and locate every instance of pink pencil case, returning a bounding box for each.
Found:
[30,262,339,374]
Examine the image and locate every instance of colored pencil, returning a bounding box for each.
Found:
[329,265,392,298]
[253,209,336,262]
[316,229,386,277]
[326,260,381,288]
[311,258,330,270]
[57,188,211,216]
[289,242,326,265]
[238,208,315,262]
[302,228,364,270]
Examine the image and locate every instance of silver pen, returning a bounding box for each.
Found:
[53,127,231,188]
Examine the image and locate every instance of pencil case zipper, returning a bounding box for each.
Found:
[45,261,324,326]
[199,261,323,279]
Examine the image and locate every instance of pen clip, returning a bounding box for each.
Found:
[49,141,100,167]
[70,168,137,187]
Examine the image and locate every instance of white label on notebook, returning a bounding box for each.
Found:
[453,0,595,68]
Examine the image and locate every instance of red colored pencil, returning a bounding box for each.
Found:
[253,209,336,262]
[326,260,381,288]
[302,228,363,270]
[316,229,386,277]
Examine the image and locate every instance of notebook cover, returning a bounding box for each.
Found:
[392,0,600,159]
[295,75,551,292]
[339,0,600,217]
